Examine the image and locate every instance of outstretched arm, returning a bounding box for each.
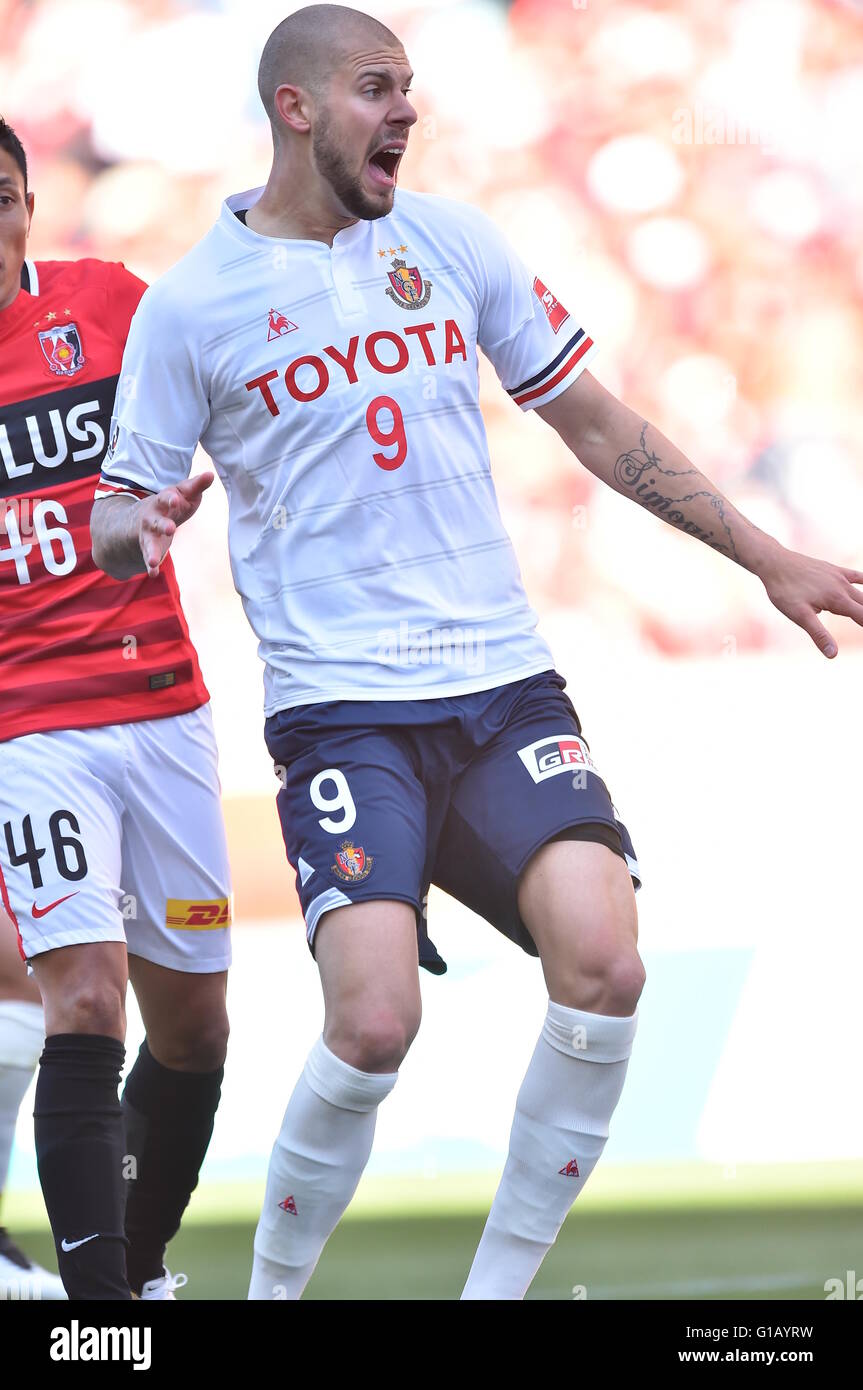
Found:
[90,472,214,580]
[538,372,863,658]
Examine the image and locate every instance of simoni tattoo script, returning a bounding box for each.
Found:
[612,422,739,560]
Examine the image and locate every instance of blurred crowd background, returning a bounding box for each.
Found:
[4,0,863,666]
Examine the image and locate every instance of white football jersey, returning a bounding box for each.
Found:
[98,187,598,713]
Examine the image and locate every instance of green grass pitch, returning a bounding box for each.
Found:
[6,1162,863,1300]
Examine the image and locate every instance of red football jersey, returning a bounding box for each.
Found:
[0,257,209,740]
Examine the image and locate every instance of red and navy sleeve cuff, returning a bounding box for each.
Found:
[507,328,596,410]
[94,474,154,500]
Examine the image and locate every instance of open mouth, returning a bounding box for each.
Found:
[367,145,404,189]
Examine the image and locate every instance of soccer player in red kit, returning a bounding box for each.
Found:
[0,119,232,1300]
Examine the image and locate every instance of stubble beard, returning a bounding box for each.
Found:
[312,107,392,222]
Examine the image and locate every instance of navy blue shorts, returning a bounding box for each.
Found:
[265,669,640,974]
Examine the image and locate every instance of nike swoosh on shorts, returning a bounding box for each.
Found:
[32,891,80,919]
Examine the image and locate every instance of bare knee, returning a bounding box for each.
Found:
[537,884,646,1013]
[592,948,646,1014]
[32,943,127,1039]
[552,939,645,1015]
[325,1005,420,1073]
[316,900,423,1071]
[148,1007,229,1072]
[46,977,126,1038]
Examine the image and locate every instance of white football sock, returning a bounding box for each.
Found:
[248,1036,398,1300]
[0,1000,45,1194]
[461,1000,637,1300]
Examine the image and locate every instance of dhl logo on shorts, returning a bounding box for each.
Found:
[165,897,232,931]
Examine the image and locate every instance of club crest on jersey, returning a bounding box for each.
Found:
[332,840,374,882]
[267,308,298,341]
[533,278,570,335]
[385,254,432,310]
[517,734,598,784]
[38,322,85,376]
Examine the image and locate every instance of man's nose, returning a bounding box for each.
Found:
[390,91,418,128]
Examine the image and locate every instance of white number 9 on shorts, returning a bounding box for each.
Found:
[309,768,356,833]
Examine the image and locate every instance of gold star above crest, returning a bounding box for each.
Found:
[387,247,396,255]
[45,310,57,321]
[398,244,407,253]
[377,248,387,258]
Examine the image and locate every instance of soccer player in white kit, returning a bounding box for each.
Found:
[91,7,863,1299]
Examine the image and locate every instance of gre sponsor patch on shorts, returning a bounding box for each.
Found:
[517,733,598,784]
[165,897,232,930]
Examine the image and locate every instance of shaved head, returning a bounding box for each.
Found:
[258,5,400,127]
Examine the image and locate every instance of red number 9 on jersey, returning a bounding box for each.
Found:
[366,396,407,471]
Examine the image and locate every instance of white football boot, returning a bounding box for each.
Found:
[138,1267,189,1300]
[0,1227,67,1300]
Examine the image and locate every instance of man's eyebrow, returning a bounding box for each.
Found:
[356,68,414,85]
[0,174,18,187]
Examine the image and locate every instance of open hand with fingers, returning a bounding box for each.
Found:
[138,472,215,577]
[757,545,863,658]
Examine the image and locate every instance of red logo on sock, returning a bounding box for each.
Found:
[278,1195,298,1215]
[559,1159,580,1177]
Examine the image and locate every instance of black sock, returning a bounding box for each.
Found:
[34,1033,131,1300]
[122,1039,223,1293]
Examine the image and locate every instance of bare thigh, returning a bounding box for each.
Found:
[314,900,422,1073]
[518,839,645,1015]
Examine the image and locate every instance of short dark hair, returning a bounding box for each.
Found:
[0,118,28,191]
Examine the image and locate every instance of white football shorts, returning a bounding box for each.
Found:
[0,704,231,973]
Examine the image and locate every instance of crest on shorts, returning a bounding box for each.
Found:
[385,253,432,310]
[332,840,374,882]
[38,321,85,376]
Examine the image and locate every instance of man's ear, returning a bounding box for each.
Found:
[273,83,312,136]
[26,191,34,233]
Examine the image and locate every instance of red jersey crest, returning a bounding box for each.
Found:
[38,321,85,376]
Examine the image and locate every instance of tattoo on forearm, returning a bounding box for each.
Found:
[613,422,738,560]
